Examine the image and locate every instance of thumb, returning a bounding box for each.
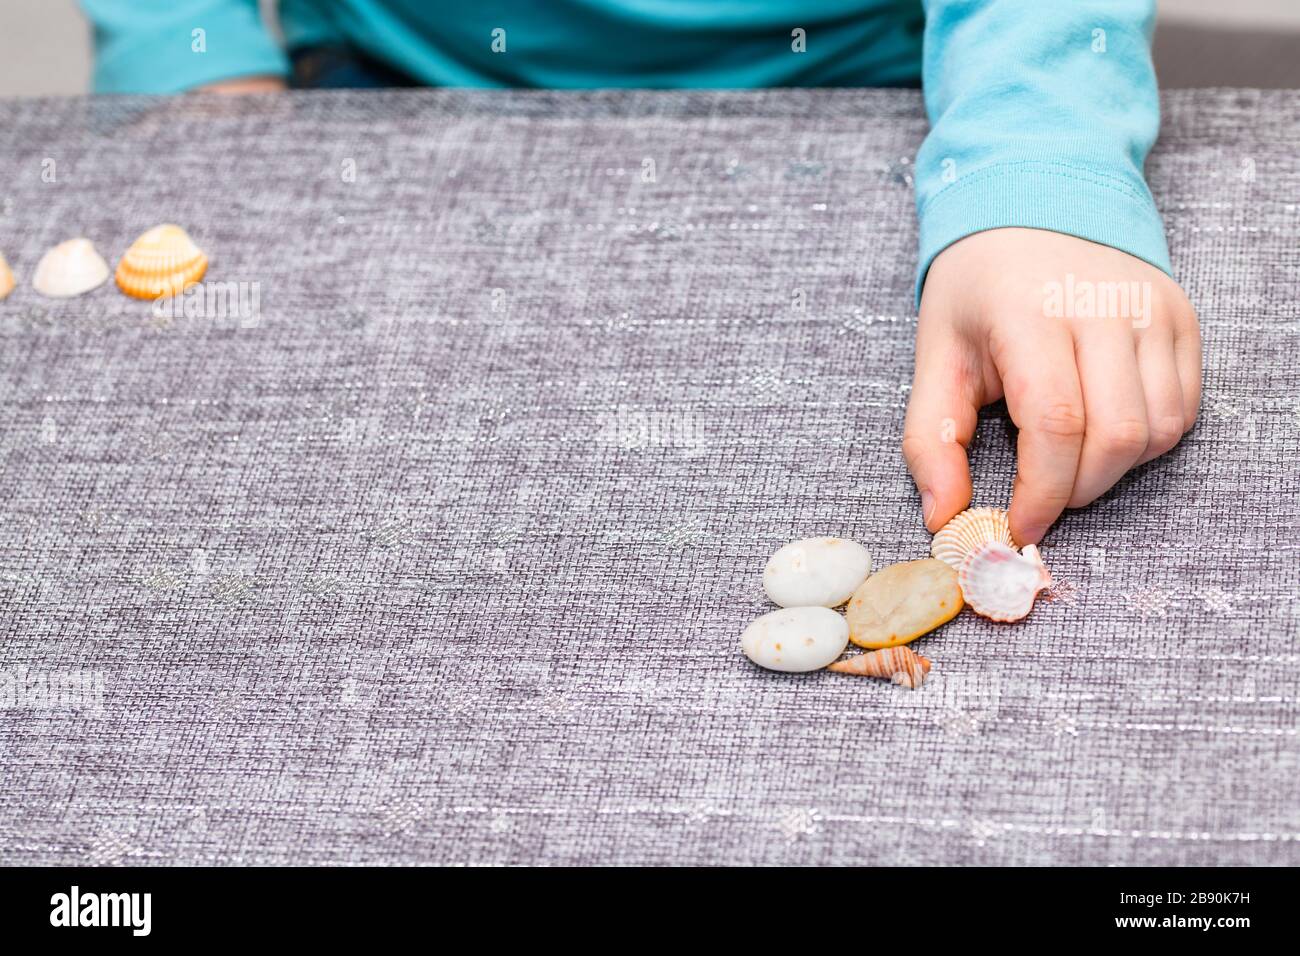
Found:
[902,329,978,532]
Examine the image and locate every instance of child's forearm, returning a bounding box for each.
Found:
[81,0,288,94]
[914,0,1169,303]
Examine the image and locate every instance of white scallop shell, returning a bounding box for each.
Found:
[957,541,1052,622]
[32,238,110,298]
[931,506,1015,569]
[0,252,15,301]
[763,536,872,608]
[741,606,849,672]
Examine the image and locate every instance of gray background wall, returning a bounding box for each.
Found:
[1,0,1299,97]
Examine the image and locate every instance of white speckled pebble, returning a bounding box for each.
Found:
[762,537,872,608]
[741,606,849,672]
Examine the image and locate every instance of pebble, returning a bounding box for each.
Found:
[845,558,963,648]
[741,606,849,672]
[762,537,872,608]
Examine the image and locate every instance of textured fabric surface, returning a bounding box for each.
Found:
[0,89,1296,867]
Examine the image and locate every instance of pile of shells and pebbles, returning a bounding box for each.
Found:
[0,224,208,303]
[741,507,1052,689]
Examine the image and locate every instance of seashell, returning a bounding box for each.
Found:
[32,238,111,298]
[845,558,962,648]
[763,537,872,608]
[115,224,208,300]
[0,253,14,300]
[931,506,1015,569]
[828,646,932,689]
[741,606,849,672]
[957,541,1052,622]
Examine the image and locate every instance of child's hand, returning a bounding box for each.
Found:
[198,77,288,94]
[903,227,1201,545]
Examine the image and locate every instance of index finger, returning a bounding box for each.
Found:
[995,325,1086,545]
[902,324,980,532]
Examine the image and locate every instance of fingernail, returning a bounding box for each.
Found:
[921,491,936,528]
[1020,523,1046,544]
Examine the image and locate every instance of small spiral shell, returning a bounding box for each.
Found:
[827,646,932,689]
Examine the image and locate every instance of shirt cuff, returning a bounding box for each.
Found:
[93,6,288,94]
[914,160,1173,306]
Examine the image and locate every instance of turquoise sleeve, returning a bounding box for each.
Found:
[915,0,1172,303]
[80,0,288,93]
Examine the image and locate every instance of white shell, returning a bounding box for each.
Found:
[931,507,1015,569]
[957,541,1052,622]
[32,238,110,298]
[762,537,872,608]
[741,606,849,672]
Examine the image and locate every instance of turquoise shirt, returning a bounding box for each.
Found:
[80,0,1172,300]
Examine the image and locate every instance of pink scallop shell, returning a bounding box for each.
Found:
[957,542,1052,622]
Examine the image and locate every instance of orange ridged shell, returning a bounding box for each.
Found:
[115,224,208,300]
[931,506,1015,569]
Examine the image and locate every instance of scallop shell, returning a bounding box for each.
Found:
[931,506,1015,569]
[0,253,14,301]
[115,224,208,300]
[957,541,1052,622]
[827,646,932,689]
[32,238,111,298]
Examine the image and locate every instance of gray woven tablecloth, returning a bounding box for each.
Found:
[1,89,1297,867]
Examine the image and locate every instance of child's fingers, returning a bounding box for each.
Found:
[996,324,1085,545]
[1174,310,1203,427]
[1134,325,1186,465]
[902,331,979,532]
[1066,322,1149,508]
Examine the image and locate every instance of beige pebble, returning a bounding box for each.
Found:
[845,558,963,648]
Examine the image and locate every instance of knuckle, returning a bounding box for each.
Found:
[1170,288,1198,326]
[1033,402,1087,441]
[1183,389,1202,430]
[997,366,1034,408]
[1067,489,1099,509]
[1013,473,1072,508]
[1096,418,1149,458]
[901,433,931,467]
[1146,414,1185,455]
